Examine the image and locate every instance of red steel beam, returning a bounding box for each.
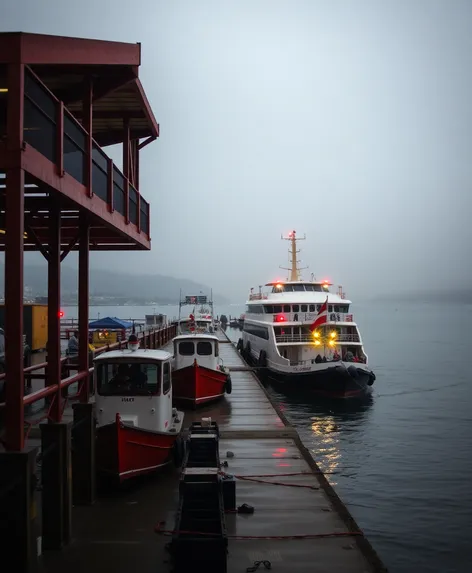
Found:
[0,32,141,66]
[47,200,62,422]
[78,217,90,402]
[133,79,159,139]
[21,145,150,249]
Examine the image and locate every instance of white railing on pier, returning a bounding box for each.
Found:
[275,333,360,343]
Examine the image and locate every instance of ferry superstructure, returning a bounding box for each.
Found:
[238,231,375,398]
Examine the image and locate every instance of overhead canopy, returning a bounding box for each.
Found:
[88,317,134,330]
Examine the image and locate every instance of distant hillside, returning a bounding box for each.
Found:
[0,263,229,305]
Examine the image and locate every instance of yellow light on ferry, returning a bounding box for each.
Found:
[275,283,283,289]
[329,340,336,347]
[314,340,321,346]
[313,330,320,338]
[330,331,337,339]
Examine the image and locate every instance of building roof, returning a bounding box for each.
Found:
[0,32,159,147]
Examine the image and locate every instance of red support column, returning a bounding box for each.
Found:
[83,77,93,197]
[4,62,25,451]
[78,216,90,402]
[4,169,25,451]
[47,200,62,423]
[123,118,130,223]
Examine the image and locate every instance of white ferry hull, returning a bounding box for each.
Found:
[240,335,375,399]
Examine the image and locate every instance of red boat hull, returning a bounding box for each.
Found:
[96,414,179,482]
[173,361,228,407]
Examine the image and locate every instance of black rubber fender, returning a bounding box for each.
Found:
[368,372,376,386]
[245,341,251,359]
[236,338,243,352]
[172,435,185,469]
[225,375,232,394]
[258,350,267,367]
[347,365,359,379]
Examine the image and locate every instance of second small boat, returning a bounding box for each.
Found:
[172,333,232,408]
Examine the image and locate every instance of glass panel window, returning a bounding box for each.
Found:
[97,361,161,396]
[179,341,195,356]
[197,341,213,356]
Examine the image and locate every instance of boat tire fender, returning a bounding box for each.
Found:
[225,375,232,394]
[368,372,376,386]
[245,341,251,360]
[236,338,243,353]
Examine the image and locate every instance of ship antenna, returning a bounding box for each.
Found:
[280,230,308,281]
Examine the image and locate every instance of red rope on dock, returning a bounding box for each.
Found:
[154,521,363,540]
[219,471,320,490]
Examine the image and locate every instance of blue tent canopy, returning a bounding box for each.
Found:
[88,317,134,330]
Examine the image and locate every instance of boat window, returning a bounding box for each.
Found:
[96,361,161,396]
[293,284,305,291]
[292,304,299,312]
[215,342,219,357]
[264,305,274,313]
[283,305,290,312]
[283,285,294,292]
[197,341,213,356]
[301,304,308,312]
[163,362,171,394]
[273,305,282,313]
[309,304,315,312]
[304,285,314,291]
[179,341,195,356]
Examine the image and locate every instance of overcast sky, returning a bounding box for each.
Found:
[2,0,472,301]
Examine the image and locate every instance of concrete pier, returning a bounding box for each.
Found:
[36,329,386,572]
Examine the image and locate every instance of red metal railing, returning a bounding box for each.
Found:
[23,65,150,237]
[0,323,177,413]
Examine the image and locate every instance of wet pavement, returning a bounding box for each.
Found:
[38,331,386,572]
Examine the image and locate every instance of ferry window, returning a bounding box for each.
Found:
[96,361,161,396]
[304,285,314,291]
[333,305,338,312]
[313,285,323,292]
[284,285,294,292]
[292,305,299,312]
[301,304,308,312]
[179,341,195,356]
[328,305,333,312]
[265,305,274,313]
[283,305,291,312]
[293,284,305,291]
[197,341,213,356]
[163,362,171,394]
[309,305,315,312]
[273,305,282,313]
[215,342,219,357]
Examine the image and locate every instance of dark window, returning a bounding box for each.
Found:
[265,305,274,313]
[284,285,294,292]
[179,341,195,356]
[197,341,213,356]
[283,305,291,312]
[215,342,219,357]
[309,305,315,312]
[304,285,314,291]
[293,284,305,291]
[163,362,171,394]
[301,305,308,312]
[96,361,161,396]
[292,305,299,312]
[243,323,269,340]
[273,305,282,313]
[0,329,4,354]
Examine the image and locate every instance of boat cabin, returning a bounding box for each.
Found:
[173,334,221,371]
[94,348,174,433]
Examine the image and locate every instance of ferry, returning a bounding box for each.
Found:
[94,335,185,482]
[237,231,375,398]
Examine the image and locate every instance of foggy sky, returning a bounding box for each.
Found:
[2,0,472,301]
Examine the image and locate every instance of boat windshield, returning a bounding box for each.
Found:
[96,361,162,396]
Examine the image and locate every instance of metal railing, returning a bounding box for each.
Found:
[275,333,360,343]
[0,324,177,414]
[22,66,150,236]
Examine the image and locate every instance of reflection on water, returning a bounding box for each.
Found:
[267,387,374,487]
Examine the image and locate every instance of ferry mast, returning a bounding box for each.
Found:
[280,230,308,281]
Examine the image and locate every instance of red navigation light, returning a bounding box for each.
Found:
[58,310,64,318]
[275,314,285,322]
